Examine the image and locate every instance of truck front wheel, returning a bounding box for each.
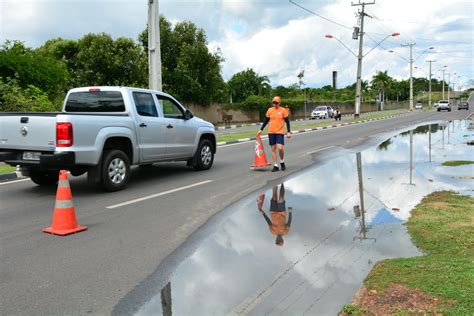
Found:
[30,170,59,186]
[192,139,214,171]
[100,149,130,192]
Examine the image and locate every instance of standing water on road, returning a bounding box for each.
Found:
[119,120,473,315]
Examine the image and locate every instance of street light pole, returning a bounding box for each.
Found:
[441,68,446,99]
[352,1,375,118]
[401,43,416,110]
[447,73,451,103]
[426,60,436,109]
[148,0,162,91]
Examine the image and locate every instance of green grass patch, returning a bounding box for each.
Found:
[0,162,16,174]
[441,160,474,167]
[217,110,406,143]
[357,192,474,315]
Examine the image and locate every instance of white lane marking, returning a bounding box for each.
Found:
[106,180,213,209]
[0,178,30,186]
[306,146,335,155]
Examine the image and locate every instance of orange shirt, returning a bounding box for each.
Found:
[269,211,289,236]
[266,106,289,134]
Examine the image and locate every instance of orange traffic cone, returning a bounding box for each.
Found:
[251,134,271,169]
[42,170,87,236]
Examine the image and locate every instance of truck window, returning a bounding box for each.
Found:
[65,91,125,112]
[157,95,185,119]
[133,92,158,117]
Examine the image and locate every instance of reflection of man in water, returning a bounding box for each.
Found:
[258,184,293,246]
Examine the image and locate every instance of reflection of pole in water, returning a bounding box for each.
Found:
[353,152,375,242]
[410,130,414,185]
[428,124,432,162]
[442,125,445,149]
[161,282,172,316]
[448,121,450,144]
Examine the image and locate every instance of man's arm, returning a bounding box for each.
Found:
[260,117,270,131]
[261,212,272,226]
[284,117,291,133]
[286,207,293,227]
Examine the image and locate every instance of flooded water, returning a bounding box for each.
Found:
[123,121,474,316]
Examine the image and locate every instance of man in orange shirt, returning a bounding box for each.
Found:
[258,184,293,246]
[257,96,292,172]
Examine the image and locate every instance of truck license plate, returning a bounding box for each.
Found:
[22,151,41,161]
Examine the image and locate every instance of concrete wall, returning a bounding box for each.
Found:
[187,103,259,125]
[187,101,409,124]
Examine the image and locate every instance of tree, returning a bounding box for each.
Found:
[0,77,56,112]
[0,40,70,106]
[228,68,270,102]
[371,71,392,109]
[139,17,226,105]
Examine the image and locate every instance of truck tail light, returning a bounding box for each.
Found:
[56,122,73,147]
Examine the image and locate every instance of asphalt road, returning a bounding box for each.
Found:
[0,108,472,315]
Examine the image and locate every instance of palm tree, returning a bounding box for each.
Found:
[371,71,391,110]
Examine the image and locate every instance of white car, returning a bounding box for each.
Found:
[415,103,423,110]
[437,100,451,112]
[311,106,334,119]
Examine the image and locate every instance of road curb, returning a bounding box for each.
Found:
[217,112,411,146]
[0,171,23,182]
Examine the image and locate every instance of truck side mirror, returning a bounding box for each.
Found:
[184,109,193,120]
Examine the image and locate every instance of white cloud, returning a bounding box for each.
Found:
[0,0,472,87]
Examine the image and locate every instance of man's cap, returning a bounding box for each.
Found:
[272,96,281,103]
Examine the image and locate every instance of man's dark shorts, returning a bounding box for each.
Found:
[269,133,285,146]
[270,199,286,212]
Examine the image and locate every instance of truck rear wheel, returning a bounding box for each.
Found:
[100,149,130,192]
[30,170,59,186]
[192,139,214,171]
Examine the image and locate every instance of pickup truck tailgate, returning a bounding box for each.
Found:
[0,114,57,151]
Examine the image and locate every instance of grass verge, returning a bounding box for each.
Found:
[0,162,16,175]
[441,160,474,167]
[342,191,474,315]
[217,110,406,143]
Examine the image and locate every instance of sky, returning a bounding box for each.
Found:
[1,0,473,89]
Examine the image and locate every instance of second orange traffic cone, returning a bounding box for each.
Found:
[251,134,271,169]
[42,170,87,236]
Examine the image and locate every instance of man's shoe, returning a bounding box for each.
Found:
[272,165,279,172]
[280,162,286,171]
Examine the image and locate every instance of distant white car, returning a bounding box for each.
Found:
[415,103,423,110]
[437,100,451,112]
[311,106,334,119]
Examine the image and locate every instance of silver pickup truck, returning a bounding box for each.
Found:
[0,87,216,191]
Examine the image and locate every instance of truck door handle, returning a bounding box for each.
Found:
[139,123,147,128]
[167,124,174,129]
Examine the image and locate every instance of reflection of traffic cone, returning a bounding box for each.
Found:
[257,194,265,212]
[42,170,87,236]
[251,134,271,169]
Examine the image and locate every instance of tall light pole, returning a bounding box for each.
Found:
[447,73,451,103]
[148,0,162,91]
[297,70,307,119]
[440,65,447,99]
[426,60,436,109]
[351,1,375,118]
[401,43,416,110]
[325,31,398,118]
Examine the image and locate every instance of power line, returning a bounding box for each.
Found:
[288,0,353,30]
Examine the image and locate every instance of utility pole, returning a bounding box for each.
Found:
[426,60,436,109]
[441,68,446,99]
[447,73,451,103]
[401,43,416,110]
[297,70,306,120]
[148,0,162,91]
[352,0,375,118]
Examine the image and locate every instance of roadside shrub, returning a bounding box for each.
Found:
[0,77,57,112]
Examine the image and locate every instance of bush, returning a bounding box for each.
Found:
[0,77,57,112]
